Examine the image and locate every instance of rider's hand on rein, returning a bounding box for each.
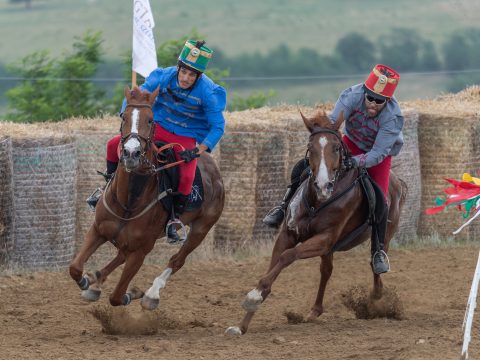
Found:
[179,147,200,163]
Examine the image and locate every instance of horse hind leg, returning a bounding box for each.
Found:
[307,253,333,321]
[141,218,215,311]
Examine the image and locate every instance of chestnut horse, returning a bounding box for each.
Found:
[69,86,224,309]
[226,111,407,335]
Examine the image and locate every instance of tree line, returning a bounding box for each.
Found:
[3,27,480,122]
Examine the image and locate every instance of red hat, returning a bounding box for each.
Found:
[364,64,400,99]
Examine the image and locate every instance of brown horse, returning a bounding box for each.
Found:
[69,86,225,309]
[226,110,407,335]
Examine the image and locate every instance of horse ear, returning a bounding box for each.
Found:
[334,110,345,131]
[149,86,160,105]
[124,85,131,103]
[300,110,314,133]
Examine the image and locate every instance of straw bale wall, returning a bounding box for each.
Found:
[10,138,77,270]
[0,137,15,263]
[215,108,299,250]
[73,129,117,263]
[391,108,421,243]
[416,114,480,239]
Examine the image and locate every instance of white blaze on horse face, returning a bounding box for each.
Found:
[315,136,330,196]
[124,108,141,152]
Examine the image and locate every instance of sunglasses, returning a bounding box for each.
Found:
[365,94,386,105]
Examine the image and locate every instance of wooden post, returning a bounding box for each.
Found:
[131,71,137,88]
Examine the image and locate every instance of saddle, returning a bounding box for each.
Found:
[155,141,204,214]
[331,168,386,253]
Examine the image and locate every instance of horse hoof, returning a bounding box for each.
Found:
[242,289,263,312]
[141,295,159,310]
[81,288,101,302]
[225,326,243,336]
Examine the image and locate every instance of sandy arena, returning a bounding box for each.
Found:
[0,244,479,360]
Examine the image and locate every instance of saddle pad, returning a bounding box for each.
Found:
[159,162,204,214]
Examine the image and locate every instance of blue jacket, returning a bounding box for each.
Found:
[122,66,227,151]
[329,84,404,168]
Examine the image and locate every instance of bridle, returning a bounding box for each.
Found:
[119,102,157,174]
[306,126,350,190]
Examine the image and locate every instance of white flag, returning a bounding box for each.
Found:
[132,0,157,78]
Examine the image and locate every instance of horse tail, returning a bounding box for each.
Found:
[398,178,408,210]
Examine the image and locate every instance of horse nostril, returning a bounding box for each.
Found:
[326,182,334,191]
[134,150,141,158]
[123,149,129,157]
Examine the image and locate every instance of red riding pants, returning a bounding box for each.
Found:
[106,125,197,195]
[342,136,391,200]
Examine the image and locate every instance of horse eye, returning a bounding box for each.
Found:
[335,144,341,152]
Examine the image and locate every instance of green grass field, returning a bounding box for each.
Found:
[1,0,478,64]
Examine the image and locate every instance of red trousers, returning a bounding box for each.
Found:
[106,125,197,195]
[342,136,391,200]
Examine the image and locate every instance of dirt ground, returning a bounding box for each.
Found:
[0,244,479,360]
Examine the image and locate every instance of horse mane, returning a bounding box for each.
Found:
[309,111,336,131]
[129,86,151,103]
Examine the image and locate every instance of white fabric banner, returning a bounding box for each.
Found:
[132,0,157,78]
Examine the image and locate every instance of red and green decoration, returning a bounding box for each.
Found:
[426,173,480,234]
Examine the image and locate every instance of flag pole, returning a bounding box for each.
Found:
[132,71,137,88]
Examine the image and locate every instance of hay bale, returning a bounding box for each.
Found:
[391,108,421,243]
[0,137,15,264]
[417,114,480,239]
[11,138,77,270]
[214,108,290,250]
[73,130,118,264]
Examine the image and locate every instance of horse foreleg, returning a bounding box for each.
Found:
[307,253,333,321]
[81,251,126,302]
[109,251,146,306]
[69,225,105,290]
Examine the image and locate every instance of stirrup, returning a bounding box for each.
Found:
[165,219,187,244]
[372,250,390,274]
[86,188,103,212]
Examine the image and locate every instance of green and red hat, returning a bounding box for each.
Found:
[364,64,400,100]
[178,40,213,73]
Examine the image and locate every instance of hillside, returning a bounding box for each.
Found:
[1,0,478,63]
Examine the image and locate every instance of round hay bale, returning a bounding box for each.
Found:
[0,137,15,264]
[391,108,421,244]
[417,114,480,239]
[74,130,118,264]
[11,138,77,270]
[215,108,289,250]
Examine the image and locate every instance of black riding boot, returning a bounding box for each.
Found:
[262,185,295,228]
[167,193,189,244]
[371,203,390,274]
[86,160,118,211]
[263,158,310,228]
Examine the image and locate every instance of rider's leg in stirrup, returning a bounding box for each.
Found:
[371,202,390,274]
[86,160,118,211]
[263,158,309,228]
[166,193,189,244]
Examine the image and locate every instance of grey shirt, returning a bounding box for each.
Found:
[329,84,404,168]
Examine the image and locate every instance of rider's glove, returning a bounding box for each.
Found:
[343,156,357,171]
[179,147,200,163]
